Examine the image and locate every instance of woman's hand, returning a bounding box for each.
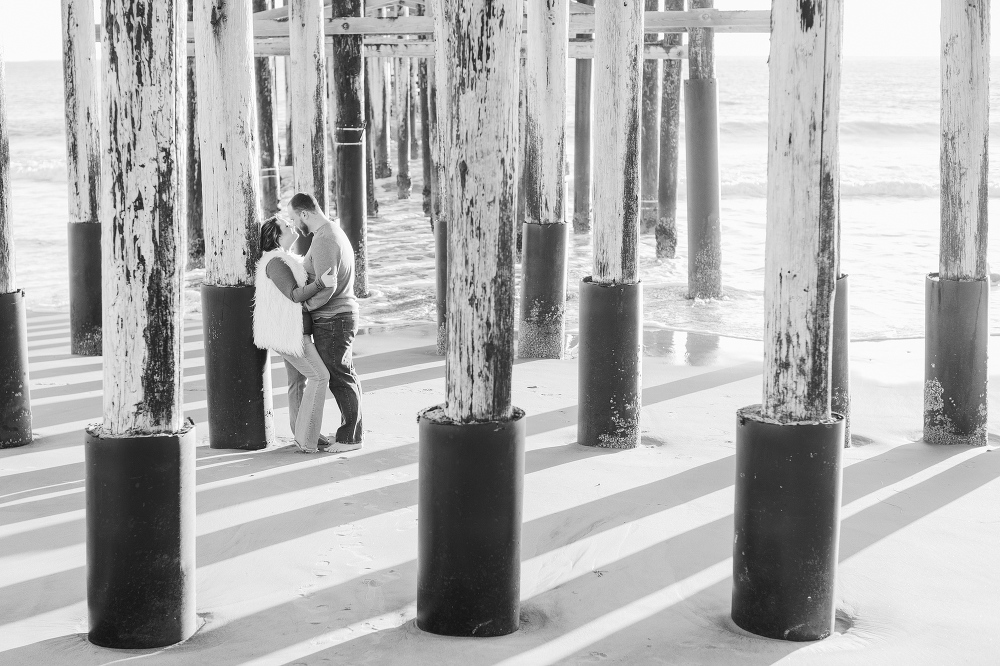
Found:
[318,268,335,288]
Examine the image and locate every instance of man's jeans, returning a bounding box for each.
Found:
[311,313,364,443]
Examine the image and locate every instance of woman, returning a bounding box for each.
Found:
[253,216,334,453]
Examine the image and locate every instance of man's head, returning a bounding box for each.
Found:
[288,192,326,233]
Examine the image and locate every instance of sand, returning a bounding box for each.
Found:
[2,306,999,665]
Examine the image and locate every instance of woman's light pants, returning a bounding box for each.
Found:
[280,336,330,452]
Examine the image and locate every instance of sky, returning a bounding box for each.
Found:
[0,1,991,62]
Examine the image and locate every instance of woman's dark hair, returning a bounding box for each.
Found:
[260,216,283,253]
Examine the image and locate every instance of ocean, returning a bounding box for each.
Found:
[5,56,1000,341]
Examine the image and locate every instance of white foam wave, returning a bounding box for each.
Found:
[720,179,1000,199]
[10,160,67,183]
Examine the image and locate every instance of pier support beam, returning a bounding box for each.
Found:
[196,0,274,451]
[519,0,569,359]
[924,0,990,447]
[90,0,194,647]
[186,1,204,266]
[364,74,379,216]
[289,0,329,253]
[369,52,391,178]
[254,0,281,217]
[578,0,643,450]
[640,0,661,233]
[656,0,683,258]
[428,3,447,355]
[732,0,844,642]
[418,0,524,637]
[419,57,432,217]
[61,0,103,356]
[330,0,370,298]
[685,0,722,298]
[0,41,32,449]
[572,0,595,234]
[395,23,412,200]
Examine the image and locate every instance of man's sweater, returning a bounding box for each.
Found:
[303,222,359,318]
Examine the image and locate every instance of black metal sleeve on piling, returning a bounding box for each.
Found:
[684,78,722,299]
[336,126,370,298]
[924,273,988,446]
[832,274,851,447]
[68,223,102,356]
[434,215,447,356]
[201,284,272,450]
[416,406,526,637]
[0,290,31,448]
[85,423,197,648]
[518,223,568,359]
[578,278,642,449]
[731,406,845,642]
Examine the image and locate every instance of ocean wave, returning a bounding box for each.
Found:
[720,119,1000,138]
[10,160,67,183]
[719,178,1000,199]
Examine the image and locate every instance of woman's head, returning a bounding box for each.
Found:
[260,216,299,253]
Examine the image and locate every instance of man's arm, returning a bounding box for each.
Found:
[304,234,339,311]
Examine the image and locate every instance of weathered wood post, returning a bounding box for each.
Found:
[419,58,432,217]
[330,0,370,298]
[640,0,662,233]
[326,60,339,216]
[289,0,328,253]
[417,0,524,637]
[732,0,845,642]
[368,51,392,178]
[572,0,595,234]
[577,0,644,450]
[186,0,205,266]
[925,0,990,447]
[518,0,569,359]
[656,0,683,257]
[0,39,32,449]
[428,0,447,356]
[394,9,412,200]
[283,56,294,167]
[254,0,281,217]
[61,0,103,356]
[685,0,722,298]
[196,0,274,451]
[364,74,379,216]
[86,0,195,648]
[409,55,420,156]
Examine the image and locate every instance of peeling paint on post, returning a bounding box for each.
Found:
[439,0,522,423]
[761,0,842,423]
[101,0,187,434]
[330,0,370,299]
[289,0,328,219]
[573,0,595,235]
[186,1,205,266]
[656,0,683,258]
[395,8,412,202]
[419,57,432,217]
[640,0,662,234]
[0,41,13,294]
[368,48,391,178]
[61,0,103,355]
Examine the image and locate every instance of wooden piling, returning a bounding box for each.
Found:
[364,73,379,216]
[186,1,205,266]
[519,0,569,359]
[254,0,281,217]
[760,0,842,424]
[60,0,103,356]
[409,55,419,157]
[438,0,522,423]
[368,51,391,178]
[282,56,293,167]
[572,0,595,234]
[326,58,339,216]
[429,0,447,356]
[656,0,683,258]
[330,0,370,298]
[924,0,990,446]
[685,0,722,298]
[102,0,187,435]
[578,0,644,450]
[394,13,412,201]
[419,58,432,217]
[288,0,328,225]
[0,46,10,297]
[640,0,662,234]
[195,0,274,450]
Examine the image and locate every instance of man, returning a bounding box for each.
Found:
[285,192,363,451]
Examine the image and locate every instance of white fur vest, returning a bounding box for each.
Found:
[253,249,307,357]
